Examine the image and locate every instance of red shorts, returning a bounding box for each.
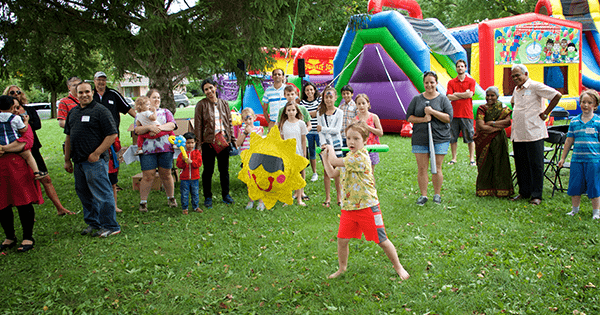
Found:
[337,204,388,244]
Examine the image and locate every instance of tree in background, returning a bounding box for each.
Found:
[0,4,105,117]
[2,0,348,113]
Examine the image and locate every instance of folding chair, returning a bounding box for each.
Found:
[543,130,566,196]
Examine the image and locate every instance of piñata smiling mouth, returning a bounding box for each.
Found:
[252,174,275,192]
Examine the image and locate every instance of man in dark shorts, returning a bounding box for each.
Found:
[447,59,476,165]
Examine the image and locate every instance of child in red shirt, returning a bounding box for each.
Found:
[176,132,203,214]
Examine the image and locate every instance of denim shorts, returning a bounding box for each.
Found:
[139,151,174,171]
[306,133,320,160]
[412,142,450,155]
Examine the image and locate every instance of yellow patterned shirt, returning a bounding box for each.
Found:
[340,147,378,210]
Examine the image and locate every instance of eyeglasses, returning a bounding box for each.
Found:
[9,90,21,96]
[248,153,284,173]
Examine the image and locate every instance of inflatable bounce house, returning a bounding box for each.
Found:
[332,0,485,132]
[535,0,600,97]
[450,11,583,114]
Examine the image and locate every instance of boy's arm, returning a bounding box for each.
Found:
[320,145,340,178]
[558,136,574,168]
[191,150,202,168]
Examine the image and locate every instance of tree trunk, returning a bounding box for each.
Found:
[50,90,58,119]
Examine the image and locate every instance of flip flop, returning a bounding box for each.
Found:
[469,161,476,166]
[322,201,331,208]
[447,160,456,165]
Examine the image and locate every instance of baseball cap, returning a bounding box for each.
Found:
[94,71,107,79]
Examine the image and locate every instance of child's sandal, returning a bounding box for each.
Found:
[194,208,203,213]
[182,209,189,215]
[33,171,48,180]
[322,201,331,208]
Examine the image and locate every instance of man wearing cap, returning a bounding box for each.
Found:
[92,71,136,133]
[58,76,82,128]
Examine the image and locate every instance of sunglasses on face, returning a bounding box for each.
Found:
[248,153,284,173]
[9,90,22,95]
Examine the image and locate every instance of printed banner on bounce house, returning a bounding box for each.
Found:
[304,59,334,75]
[494,21,580,65]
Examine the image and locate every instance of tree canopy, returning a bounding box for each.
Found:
[2,0,355,112]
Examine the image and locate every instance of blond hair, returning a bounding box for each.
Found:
[345,121,370,140]
[241,107,255,117]
[134,96,150,113]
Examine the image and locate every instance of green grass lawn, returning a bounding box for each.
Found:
[1,112,598,314]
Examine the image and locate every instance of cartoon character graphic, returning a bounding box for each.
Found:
[552,42,561,63]
[542,38,554,63]
[560,38,568,62]
[509,34,521,63]
[567,42,578,62]
[238,126,308,209]
[495,29,509,64]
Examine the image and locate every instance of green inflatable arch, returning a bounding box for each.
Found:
[334,27,425,102]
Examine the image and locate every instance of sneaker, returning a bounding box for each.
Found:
[168,197,178,208]
[223,195,235,205]
[91,229,106,237]
[416,196,428,206]
[204,198,213,209]
[566,209,579,216]
[139,202,148,212]
[245,201,254,210]
[433,194,442,205]
[311,173,319,182]
[99,229,121,238]
[256,200,265,211]
[593,209,600,220]
[81,226,95,236]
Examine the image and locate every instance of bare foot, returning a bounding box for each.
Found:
[57,208,75,216]
[396,266,410,280]
[115,208,123,213]
[328,269,346,279]
[298,201,307,207]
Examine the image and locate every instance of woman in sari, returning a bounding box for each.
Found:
[474,86,514,197]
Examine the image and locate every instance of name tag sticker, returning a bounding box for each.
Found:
[109,100,114,104]
[586,127,595,134]
[81,116,90,122]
